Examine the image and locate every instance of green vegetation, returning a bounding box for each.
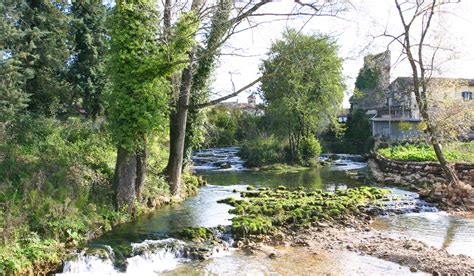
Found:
[0,117,202,273]
[321,108,374,154]
[218,186,390,238]
[179,227,214,242]
[260,30,344,164]
[107,0,197,212]
[355,67,380,90]
[239,136,286,167]
[240,136,322,168]
[202,105,262,147]
[378,142,474,162]
[0,117,122,273]
[218,31,343,167]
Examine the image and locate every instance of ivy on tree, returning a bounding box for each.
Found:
[108,0,197,213]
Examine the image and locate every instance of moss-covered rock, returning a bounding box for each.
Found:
[219,186,391,239]
[179,227,214,242]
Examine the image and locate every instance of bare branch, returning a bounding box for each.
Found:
[189,75,264,109]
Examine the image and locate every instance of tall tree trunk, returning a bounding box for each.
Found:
[114,146,137,214]
[167,55,194,196]
[135,138,147,202]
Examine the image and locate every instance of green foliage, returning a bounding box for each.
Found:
[107,1,197,149]
[260,30,344,161]
[68,0,109,119]
[184,0,233,157]
[378,142,474,162]
[343,108,374,153]
[239,136,287,167]
[298,136,322,164]
[200,105,265,148]
[4,0,72,116]
[0,1,31,122]
[182,173,201,197]
[355,66,380,90]
[204,106,240,147]
[220,186,391,238]
[240,135,323,167]
[231,215,273,238]
[0,116,131,273]
[0,233,62,273]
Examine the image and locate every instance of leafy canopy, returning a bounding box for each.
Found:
[260,30,345,139]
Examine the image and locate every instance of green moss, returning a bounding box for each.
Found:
[231,215,273,237]
[219,186,391,239]
[179,227,214,242]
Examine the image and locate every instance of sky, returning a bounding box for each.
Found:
[210,0,474,107]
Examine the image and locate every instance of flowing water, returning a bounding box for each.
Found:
[60,147,474,275]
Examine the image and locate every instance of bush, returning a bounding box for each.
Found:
[239,136,286,167]
[298,136,321,164]
[0,116,125,273]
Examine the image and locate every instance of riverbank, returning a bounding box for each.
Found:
[220,186,474,274]
[244,220,474,275]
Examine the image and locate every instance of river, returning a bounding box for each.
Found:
[59,147,474,275]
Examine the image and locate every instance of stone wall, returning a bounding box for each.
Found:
[370,153,474,187]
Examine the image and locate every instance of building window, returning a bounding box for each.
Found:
[462,91,473,101]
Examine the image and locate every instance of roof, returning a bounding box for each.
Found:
[389,77,474,90]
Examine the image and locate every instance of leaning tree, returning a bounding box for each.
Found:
[388,0,473,209]
[163,0,350,196]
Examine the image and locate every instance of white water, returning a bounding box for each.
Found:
[192,147,245,171]
[61,239,191,275]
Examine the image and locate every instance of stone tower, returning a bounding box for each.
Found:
[350,50,391,111]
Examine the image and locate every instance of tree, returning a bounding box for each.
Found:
[344,108,373,153]
[16,0,72,116]
[68,0,109,119]
[390,0,473,209]
[0,1,31,124]
[260,30,344,163]
[108,0,197,213]
[164,1,349,194]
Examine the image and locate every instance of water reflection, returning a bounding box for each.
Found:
[200,167,367,192]
[374,212,474,258]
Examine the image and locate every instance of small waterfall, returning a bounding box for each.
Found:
[192,147,245,171]
[126,239,188,274]
[320,153,368,171]
[60,237,232,275]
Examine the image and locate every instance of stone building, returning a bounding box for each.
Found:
[350,51,474,141]
[371,77,474,140]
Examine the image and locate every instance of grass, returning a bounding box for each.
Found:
[378,142,474,163]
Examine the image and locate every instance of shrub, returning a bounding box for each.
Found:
[239,136,286,167]
[298,136,322,164]
[0,116,123,273]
